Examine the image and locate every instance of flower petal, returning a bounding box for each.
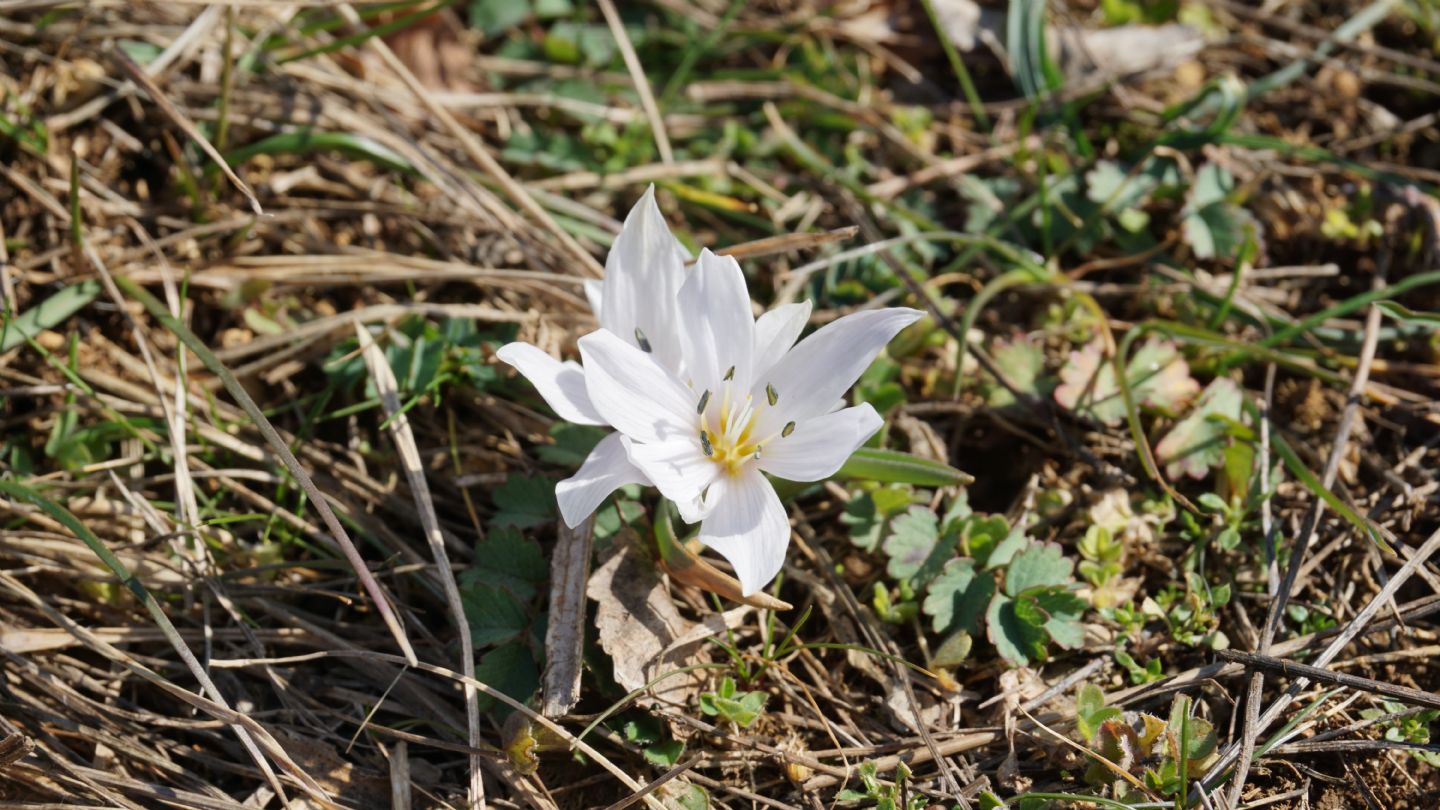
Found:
[757,404,882,482]
[751,307,923,436]
[753,301,811,380]
[602,185,690,373]
[698,468,791,596]
[496,342,606,426]
[624,435,719,516]
[583,279,604,319]
[675,249,755,393]
[555,432,648,527]
[578,329,696,444]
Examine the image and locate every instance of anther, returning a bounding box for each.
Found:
[781,421,796,437]
[634,327,652,353]
[700,430,714,456]
[766,383,778,406]
[697,390,711,415]
[723,366,735,381]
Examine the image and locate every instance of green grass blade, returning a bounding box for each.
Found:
[0,279,102,352]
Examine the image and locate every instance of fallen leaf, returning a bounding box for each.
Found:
[588,534,704,712]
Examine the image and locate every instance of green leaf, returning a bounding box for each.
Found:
[1004,543,1075,597]
[474,642,540,715]
[959,514,1012,566]
[1182,164,1249,260]
[1075,683,1123,741]
[882,506,955,583]
[464,527,548,600]
[537,422,605,467]
[1376,301,1440,325]
[461,582,531,646]
[833,447,973,488]
[225,131,415,174]
[931,629,973,668]
[0,279,101,353]
[492,474,558,528]
[470,0,531,35]
[922,558,995,636]
[841,486,912,551]
[1031,587,1087,649]
[1155,378,1244,479]
[986,336,1048,407]
[643,738,685,768]
[987,593,1049,666]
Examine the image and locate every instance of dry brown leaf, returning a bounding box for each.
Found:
[587,534,704,712]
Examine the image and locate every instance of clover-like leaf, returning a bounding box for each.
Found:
[1004,543,1075,597]
[923,558,995,635]
[1155,377,1244,479]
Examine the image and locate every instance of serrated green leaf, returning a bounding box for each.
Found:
[923,558,995,635]
[841,486,912,551]
[492,474,558,528]
[465,527,548,600]
[986,336,1048,407]
[1155,378,1244,479]
[882,506,955,584]
[987,593,1049,666]
[1032,588,1087,649]
[474,641,540,716]
[1127,339,1199,413]
[1004,543,1075,597]
[537,422,605,466]
[461,582,531,646]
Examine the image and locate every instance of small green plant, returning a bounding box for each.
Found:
[836,761,927,810]
[698,677,767,729]
[1359,702,1440,767]
[1078,691,1219,802]
[867,494,1088,668]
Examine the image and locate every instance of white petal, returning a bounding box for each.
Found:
[578,329,697,444]
[757,404,882,482]
[753,301,811,380]
[583,279,604,319]
[602,185,690,373]
[676,249,755,393]
[624,435,719,513]
[698,469,791,596]
[496,342,606,426]
[556,432,648,527]
[751,307,923,437]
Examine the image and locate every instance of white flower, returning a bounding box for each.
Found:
[579,250,921,595]
[499,188,922,596]
[496,186,689,527]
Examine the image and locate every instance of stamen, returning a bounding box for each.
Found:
[634,327,652,353]
[765,383,778,407]
[700,430,714,456]
[697,390,711,415]
[723,365,735,381]
[781,421,796,437]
